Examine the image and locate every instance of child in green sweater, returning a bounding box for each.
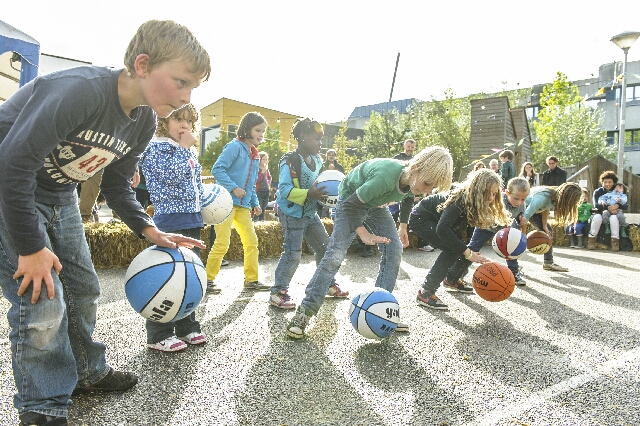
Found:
[566,188,592,249]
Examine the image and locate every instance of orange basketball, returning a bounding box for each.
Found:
[472,262,515,302]
[526,230,551,255]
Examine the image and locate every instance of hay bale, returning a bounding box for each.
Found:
[84,222,150,269]
[628,225,640,252]
[199,221,285,263]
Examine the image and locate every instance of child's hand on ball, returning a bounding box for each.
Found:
[308,182,328,201]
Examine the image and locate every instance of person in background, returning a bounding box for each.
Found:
[323,148,345,173]
[78,170,104,223]
[597,182,629,251]
[393,138,416,161]
[588,170,628,251]
[473,161,486,171]
[541,156,567,187]
[520,161,539,187]
[133,167,151,209]
[567,187,592,249]
[254,151,272,221]
[489,158,500,174]
[499,149,516,188]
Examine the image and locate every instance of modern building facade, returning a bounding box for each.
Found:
[524,59,640,172]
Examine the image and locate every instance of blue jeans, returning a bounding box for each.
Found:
[0,202,109,417]
[300,200,402,315]
[146,227,202,343]
[272,213,333,294]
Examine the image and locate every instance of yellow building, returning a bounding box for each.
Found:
[199,98,300,154]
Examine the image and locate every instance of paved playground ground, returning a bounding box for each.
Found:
[1,246,639,425]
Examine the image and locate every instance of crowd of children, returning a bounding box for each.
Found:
[0,16,632,425]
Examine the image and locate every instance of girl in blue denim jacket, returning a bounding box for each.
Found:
[205,112,269,292]
[139,104,207,352]
[270,119,349,310]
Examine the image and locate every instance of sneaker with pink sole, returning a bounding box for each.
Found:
[178,332,207,345]
[270,290,296,310]
[148,335,187,352]
[326,283,349,298]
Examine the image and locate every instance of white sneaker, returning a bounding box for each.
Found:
[418,245,435,252]
[147,336,187,352]
[178,332,207,345]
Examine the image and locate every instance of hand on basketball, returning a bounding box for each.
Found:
[307,182,328,202]
[518,215,527,228]
[142,226,206,250]
[232,187,246,198]
[14,248,62,304]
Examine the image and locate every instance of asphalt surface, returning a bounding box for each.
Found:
[1,245,639,425]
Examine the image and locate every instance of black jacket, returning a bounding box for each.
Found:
[541,167,567,187]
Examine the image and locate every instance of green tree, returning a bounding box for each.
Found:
[332,122,359,173]
[199,130,231,173]
[532,72,614,168]
[362,110,412,160]
[408,88,479,177]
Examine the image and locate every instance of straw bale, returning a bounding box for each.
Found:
[84,222,150,269]
[628,225,640,251]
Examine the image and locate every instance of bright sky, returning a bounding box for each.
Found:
[4,0,640,123]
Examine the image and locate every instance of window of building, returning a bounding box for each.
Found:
[227,124,238,139]
[608,129,640,146]
[616,85,640,101]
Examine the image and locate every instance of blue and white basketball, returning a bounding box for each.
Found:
[201,183,233,225]
[349,289,400,340]
[492,227,527,260]
[316,170,345,208]
[125,246,206,323]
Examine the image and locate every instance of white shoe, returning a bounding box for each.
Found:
[178,332,207,345]
[418,245,435,252]
[147,336,187,352]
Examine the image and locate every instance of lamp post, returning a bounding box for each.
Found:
[611,30,640,184]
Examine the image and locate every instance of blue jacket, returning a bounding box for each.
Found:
[276,153,323,218]
[212,138,260,208]
[139,137,204,217]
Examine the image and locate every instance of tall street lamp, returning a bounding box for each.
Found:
[611,30,640,184]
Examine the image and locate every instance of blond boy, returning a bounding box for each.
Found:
[0,20,210,424]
